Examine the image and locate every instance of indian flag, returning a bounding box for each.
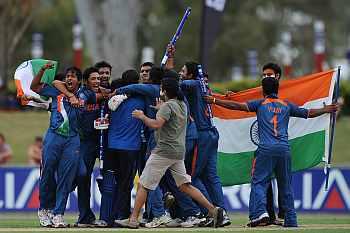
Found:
[213,69,338,186]
[14,59,58,108]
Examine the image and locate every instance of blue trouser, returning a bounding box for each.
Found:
[77,138,98,223]
[249,148,297,227]
[39,130,80,215]
[191,128,225,209]
[160,170,200,219]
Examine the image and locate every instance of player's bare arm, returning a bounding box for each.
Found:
[51,80,81,107]
[204,95,249,112]
[308,103,339,118]
[30,62,54,93]
[132,109,166,129]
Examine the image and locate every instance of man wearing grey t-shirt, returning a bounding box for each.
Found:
[115,78,224,229]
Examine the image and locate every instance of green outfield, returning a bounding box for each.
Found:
[0,111,349,165]
[0,213,349,233]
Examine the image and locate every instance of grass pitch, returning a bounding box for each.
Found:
[0,212,349,233]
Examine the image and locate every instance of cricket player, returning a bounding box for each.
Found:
[204,77,338,227]
[31,65,82,228]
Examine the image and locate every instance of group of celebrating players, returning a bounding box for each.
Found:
[30,44,338,229]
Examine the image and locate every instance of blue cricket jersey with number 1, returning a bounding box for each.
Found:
[247,94,309,151]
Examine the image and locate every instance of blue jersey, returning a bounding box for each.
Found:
[108,96,146,150]
[118,83,198,140]
[77,86,99,140]
[39,85,81,137]
[118,84,159,119]
[247,95,309,150]
[181,80,212,130]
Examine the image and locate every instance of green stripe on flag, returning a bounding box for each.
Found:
[218,130,325,186]
[31,59,58,85]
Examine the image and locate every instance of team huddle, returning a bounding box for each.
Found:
[30,45,338,229]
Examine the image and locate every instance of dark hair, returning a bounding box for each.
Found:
[94,61,112,71]
[0,133,4,141]
[83,67,99,82]
[122,69,139,85]
[185,61,199,78]
[111,79,124,90]
[262,77,279,96]
[140,62,154,68]
[65,66,82,81]
[263,63,282,79]
[149,67,164,84]
[54,72,65,81]
[35,136,43,142]
[163,69,179,81]
[161,78,184,101]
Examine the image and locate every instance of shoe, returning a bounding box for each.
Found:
[139,217,149,227]
[38,209,52,227]
[51,214,69,228]
[199,217,214,227]
[74,219,108,228]
[165,218,183,227]
[210,207,224,228]
[114,218,139,229]
[180,216,203,228]
[92,219,108,227]
[164,192,176,209]
[218,210,231,227]
[271,218,283,226]
[247,212,269,227]
[145,214,172,228]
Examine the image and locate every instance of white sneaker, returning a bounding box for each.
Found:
[145,214,172,228]
[51,214,68,228]
[180,216,203,228]
[165,218,183,227]
[38,209,52,227]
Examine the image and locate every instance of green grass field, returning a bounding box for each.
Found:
[0,213,349,233]
[0,111,349,165]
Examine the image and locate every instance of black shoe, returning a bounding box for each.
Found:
[218,210,231,227]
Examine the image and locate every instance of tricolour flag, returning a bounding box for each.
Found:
[14,59,58,108]
[213,69,337,186]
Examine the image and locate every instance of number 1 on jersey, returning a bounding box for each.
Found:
[270,113,278,136]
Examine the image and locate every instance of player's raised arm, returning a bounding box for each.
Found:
[204,95,250,112]
[30,62,54,92]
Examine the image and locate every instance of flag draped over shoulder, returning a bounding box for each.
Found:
[213,69,337,186]
[14,59,58,108]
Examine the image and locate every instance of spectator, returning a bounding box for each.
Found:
[28,136,43,165]
[0,133,13,165]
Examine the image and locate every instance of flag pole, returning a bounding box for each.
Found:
[325,66,341,190]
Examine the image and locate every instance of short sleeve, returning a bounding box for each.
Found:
[157,102,172,121]
[288,102,309,118]
[246,99,263,112]
[39,85,60,97]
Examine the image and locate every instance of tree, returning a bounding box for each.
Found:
[75,0,141,79]
[0,0,36,90]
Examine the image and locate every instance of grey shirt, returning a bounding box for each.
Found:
[153,99,187,160]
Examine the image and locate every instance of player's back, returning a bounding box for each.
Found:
[256,97,291,151]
